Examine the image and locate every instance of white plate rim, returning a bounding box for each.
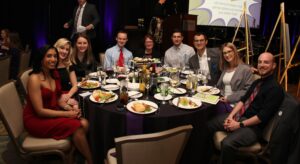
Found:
[78,80,100,89]
[128,91,143,99]
[154,93,172,100]
[126,100,158,114]
[106,78,119,84]
[197,86,220,95]
[172,97,202,109]
[170,87,187,94]
[181,70,193,75]
[89,91,118,103]
[101,84,120,91]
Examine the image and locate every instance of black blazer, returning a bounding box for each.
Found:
[188,47,221,85]
[69,3,100,39]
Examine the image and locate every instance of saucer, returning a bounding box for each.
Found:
[154,93,172,101]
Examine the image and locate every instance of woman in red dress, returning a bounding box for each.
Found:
[23,45,93,164]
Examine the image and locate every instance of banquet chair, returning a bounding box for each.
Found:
[106,124,193,164]
[213,92,293,163]
[0,81,74,163]
[0,55,11,86]
[18,48,32,74]
[17,68,32,95]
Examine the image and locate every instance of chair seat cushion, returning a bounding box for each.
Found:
[107,148,117,164]
[22,135,71,152]
[214,131,262,153]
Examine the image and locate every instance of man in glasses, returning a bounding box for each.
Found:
[188,32,222,85]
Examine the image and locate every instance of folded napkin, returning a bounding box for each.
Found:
[193,93,219,105]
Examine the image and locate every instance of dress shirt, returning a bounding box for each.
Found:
[76,3,86,28]
[198,49,211,79]
[164,43,195,67]
[104,45,133,69]
[241,75,284,129]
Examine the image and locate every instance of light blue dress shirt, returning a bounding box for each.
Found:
[103,45,133,69]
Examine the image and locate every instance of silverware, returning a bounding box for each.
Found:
[173,87,183,93]
[130,92,141,98]
[103,94,115,103]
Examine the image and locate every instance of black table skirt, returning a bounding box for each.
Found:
[85,93,217,164]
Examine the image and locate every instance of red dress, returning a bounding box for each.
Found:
[23,77,81,140]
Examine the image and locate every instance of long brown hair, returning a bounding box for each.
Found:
[219,42,241,70]
[70,33,94,65]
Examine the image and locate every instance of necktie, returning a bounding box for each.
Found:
[74,6,82,32]
[117,48,124,67]
[236,81,262,120]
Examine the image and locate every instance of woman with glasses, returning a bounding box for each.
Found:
[216,42,254,114]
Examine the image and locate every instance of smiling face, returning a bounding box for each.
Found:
[222,46,235,64]
[171,32,183,47]
[257,52,276,78]
[42,48,57,70]
[193,34,207,51]
[116,32,128,48]
[57,43,71,61]
[145,37,154,50]
[76,36,89,53]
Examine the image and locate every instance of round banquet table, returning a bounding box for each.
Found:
[84,91,217,164]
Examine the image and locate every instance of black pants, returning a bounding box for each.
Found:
[207,114,261,164]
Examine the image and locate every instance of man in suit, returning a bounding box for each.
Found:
[64,0,99,40]
[188,32,221,85]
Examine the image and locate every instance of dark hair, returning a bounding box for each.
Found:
[144,34,154,43]
[194,32,208,41]
[116,30,128,37]
[31,45,58,78]
[172,28,183,36]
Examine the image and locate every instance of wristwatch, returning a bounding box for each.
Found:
[239,121,245,128]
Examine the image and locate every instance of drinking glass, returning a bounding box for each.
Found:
[97,66,102,82]
[160,83,169,104]
[119,80,128,106]
[169,72,180,88]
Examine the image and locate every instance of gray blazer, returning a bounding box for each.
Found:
[69,3,100,39]
[216,64,254,103]
[188,47,221,85]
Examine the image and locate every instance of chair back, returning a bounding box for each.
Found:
[0,56,11,86]
[115,125,193,164]
[18,68,32,94]
[0,81,24,143]
[18,49,32,74]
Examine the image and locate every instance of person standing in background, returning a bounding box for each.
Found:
[63,0,99,59]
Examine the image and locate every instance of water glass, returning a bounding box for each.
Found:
[160,83,169,104]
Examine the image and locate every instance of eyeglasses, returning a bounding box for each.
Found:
[194,39,205,43]
[222,50,233,55]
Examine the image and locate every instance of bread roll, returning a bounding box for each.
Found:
[132,103,146,112]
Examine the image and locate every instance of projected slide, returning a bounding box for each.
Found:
[188,0,262,28]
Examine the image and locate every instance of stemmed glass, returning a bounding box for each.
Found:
[160,83,169,104]
[144,75,151,100]
[97,66,102,83]
[201,70,208,86]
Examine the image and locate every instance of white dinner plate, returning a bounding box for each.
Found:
[101,84,120,91]
[89,90,118,103]
[154,93,172,101]
[181,70,193,75]
[78,80,100,89]
[197,86,220,95]
[127,100,158,114]
[180,79,187,85]
[89,71,105,77]
[169,87,187,94]
[128,91,143,99]
[172,97,202,109]
[157,77,170,83]
[106,78,119,84]
[127,83,139,91]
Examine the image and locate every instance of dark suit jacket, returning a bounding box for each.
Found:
[69,3,100,39]
[188,47,221,85]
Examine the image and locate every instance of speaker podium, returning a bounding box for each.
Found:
[162,14,197,53]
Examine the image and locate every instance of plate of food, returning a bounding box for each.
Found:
[172,97,202,109]
[126,100,158,114]
[128,91,143,99]
[78,80,100,89]
[132,57,160,64]
[169,87,187,95]
[197,86,220,95]
[157,77,170,83]
[101,84,120,91]
[89,90,118,103]
[106,78,119,84]
[181,70,193,75]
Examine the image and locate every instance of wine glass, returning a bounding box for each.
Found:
[144,75,151,100]
[202,70,208,86]
[160,83,169,104]
[97,66,102,82]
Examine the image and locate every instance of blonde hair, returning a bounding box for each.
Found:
[219,42,241,70]
[54,38,72,67]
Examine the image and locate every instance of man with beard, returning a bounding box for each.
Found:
[207,52,285,163]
